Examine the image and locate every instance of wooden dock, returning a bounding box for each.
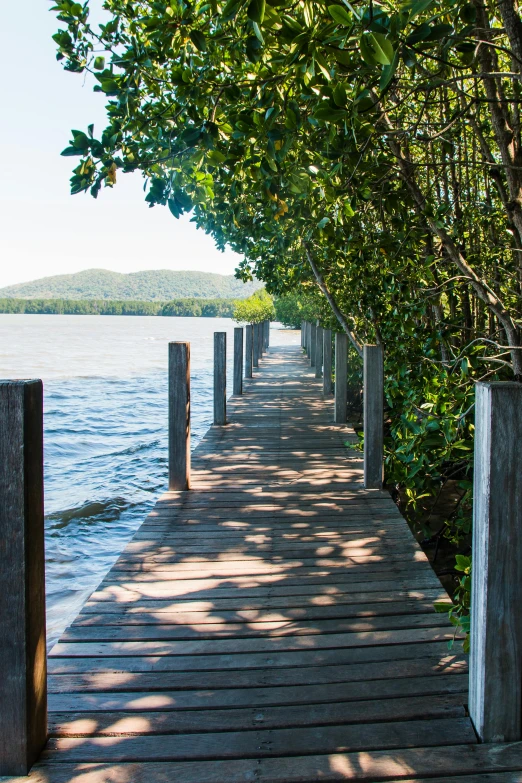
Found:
[7,344,522,782]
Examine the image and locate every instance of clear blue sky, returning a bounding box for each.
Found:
[0,2,242,288]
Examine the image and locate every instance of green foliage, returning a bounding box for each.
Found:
[52,0,522,647]
[274,292,319,328]
[233,289,275,323]
[0,297,236,317]
[0,269,262,302]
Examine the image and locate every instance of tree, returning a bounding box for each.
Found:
[53,0,522,637]
[233,289,275,323]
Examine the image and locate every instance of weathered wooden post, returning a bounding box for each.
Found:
[315,323,323,379]
[233,327,243,396]
[363,344,384,489]
[264,320,270,351]
[334,333,348,423]
[469,382,522,743]
[301,321,304,348]
[310,322,317,367]
[168,342,190,491]
[214,332,226,425]
[0,381,47,776]
[304,322,310,355]
[253,323,260,368]
[323,328,333,396]
[257,320,264,359]
[245,324,253,379]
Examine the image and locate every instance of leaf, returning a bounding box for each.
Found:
[317,217,330,228]
[208,149,226,165]
[189,30,207,51]
[61,146,84,157]
[434,601,452,613]
[328,4,352,25]
[247,0,266,24]
[360,32,394,66]
[314,106,347,123]
[93,56,105,70]
[408,0,433,20]
[333,82,347,107]
[379,49,399,91]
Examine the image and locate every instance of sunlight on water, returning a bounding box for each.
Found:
[0,314,299,646]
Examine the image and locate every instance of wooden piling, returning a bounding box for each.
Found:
[310,322,317,367]
[245,324,253,379]
[363,344,384,490]
[334,332,348,423]
[213,332,226,425]
[253,323,260,368]
[168,342,191,491]
[301,321,304,348]
[0,380,47,776]
[315,323,323,379]
[323,328,333,395]
[469,382,522,743]
[233,327,243,396]
[258,320,264,359]
[264,320,270,351]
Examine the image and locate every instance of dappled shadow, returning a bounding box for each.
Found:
[21,346,478,782]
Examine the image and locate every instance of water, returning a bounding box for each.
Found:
[0,314,299,647]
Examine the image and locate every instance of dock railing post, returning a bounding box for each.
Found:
[0,380,47,776]
[253,323,260,368]
[264,320,270,351]
[258,320,263,360]
[214,332,227,425]
[233,327,243,396]
[363,344,384,489]
[469,382,522,743]
[245,324,253,379]
[304,322,310,355]
[334,333,348,423]
[169,342,191,491]
[301,321,304,348]
[315,322,323,379]
[310,322,317,367]
[323,329,333,396]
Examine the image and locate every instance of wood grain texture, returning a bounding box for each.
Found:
[244,324,253,379]
[470,382,522,742]
[363,344,384,490]
[315,324,323,379]
[233,328,243,396]
[0,381,47,776]
[323,328,333,395]
[335,332,348,423]
[213,332,226,425]
[168,342,190,491]
[12,346,521,782]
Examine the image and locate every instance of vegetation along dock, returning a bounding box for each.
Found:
[2,326,522,781]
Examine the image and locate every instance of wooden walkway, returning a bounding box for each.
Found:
[8,345,522,782]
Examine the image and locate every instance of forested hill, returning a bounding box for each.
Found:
[0,269,261,301]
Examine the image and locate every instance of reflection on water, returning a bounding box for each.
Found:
[0,314,299,645]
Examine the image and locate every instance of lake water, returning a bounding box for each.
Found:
[0,314,299,646]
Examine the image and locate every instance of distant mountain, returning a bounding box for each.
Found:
[0,269,262,302]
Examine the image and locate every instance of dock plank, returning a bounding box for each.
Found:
[6,344,519,783]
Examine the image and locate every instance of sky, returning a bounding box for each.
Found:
[0,2,242,288]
